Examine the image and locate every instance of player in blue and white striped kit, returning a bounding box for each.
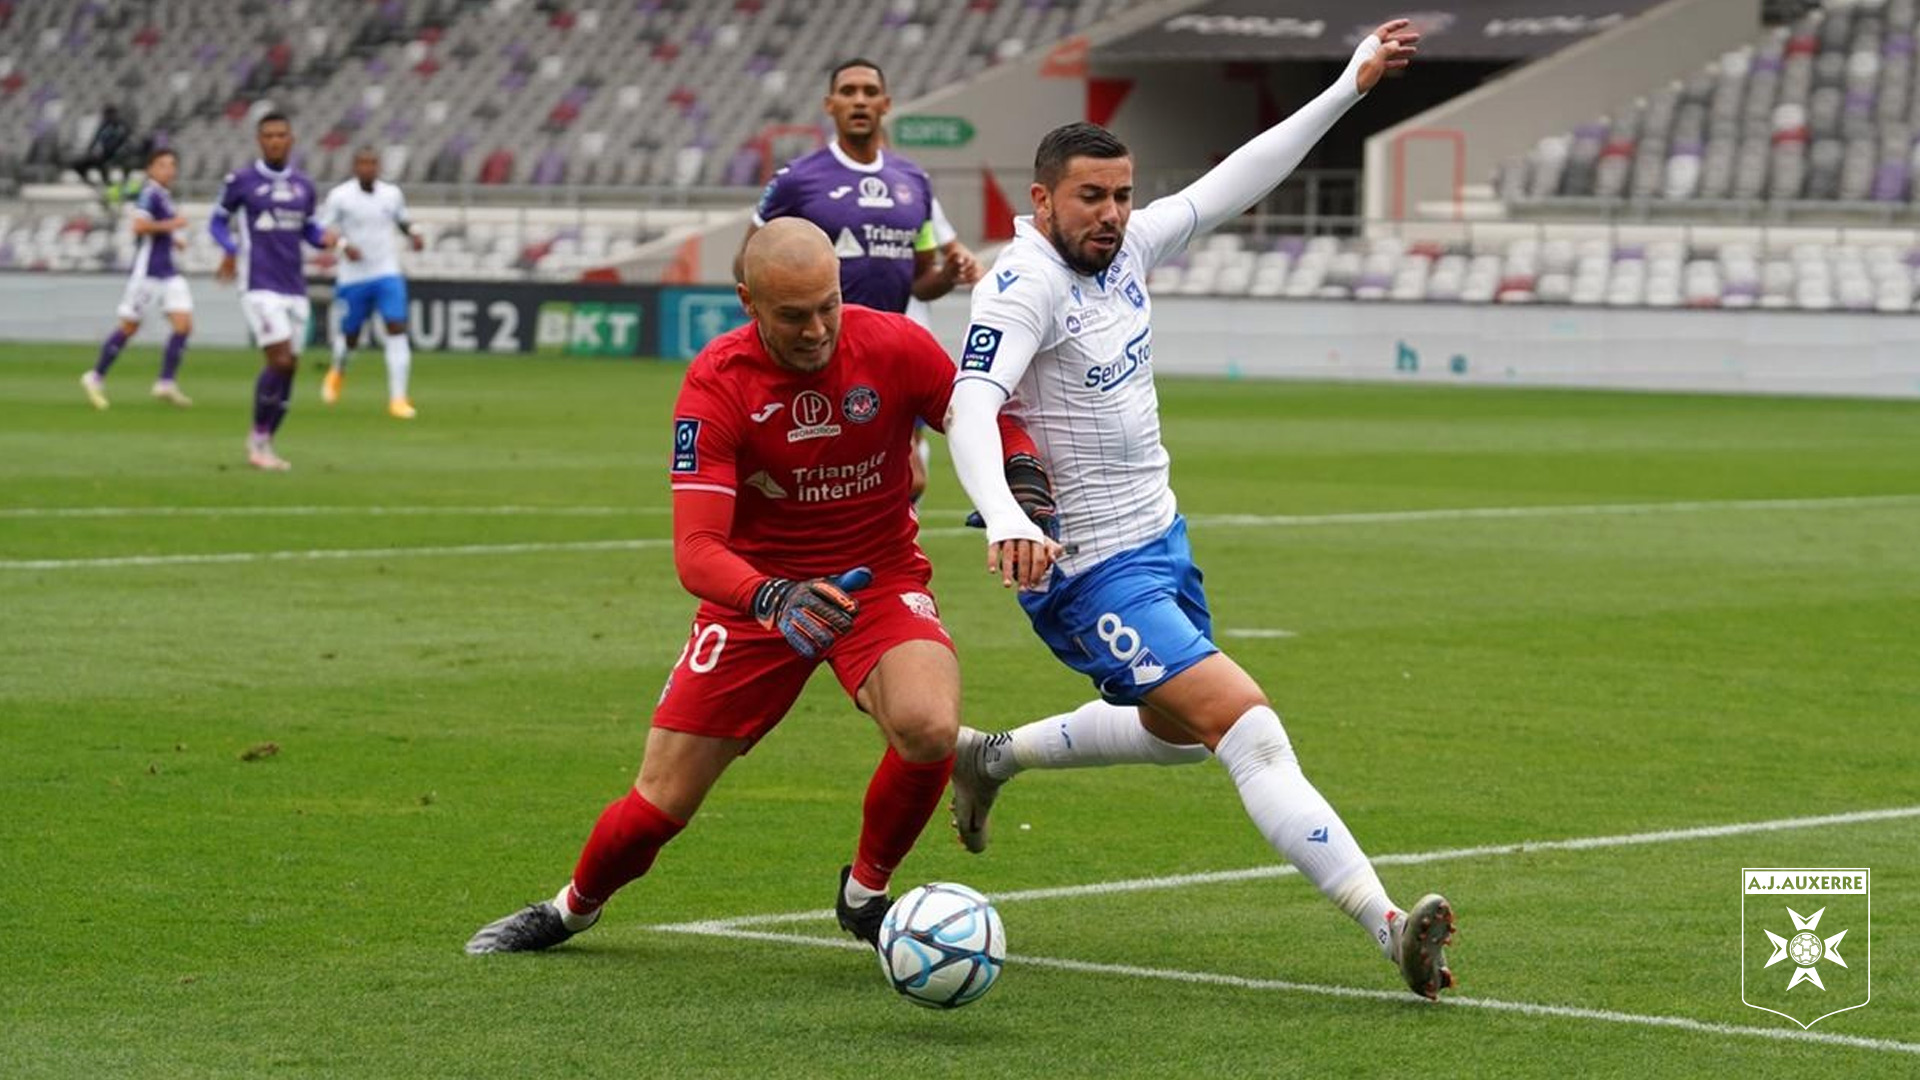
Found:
[944,20,1458,1001]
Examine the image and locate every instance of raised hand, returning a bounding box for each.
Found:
[1357,18,1421,94]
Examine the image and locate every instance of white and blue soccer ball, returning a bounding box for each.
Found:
[876,882,1005,1009]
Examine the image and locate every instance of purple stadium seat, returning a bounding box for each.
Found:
[1872,162,1909,201]
[722,146,759,185]
[532,148,567,184]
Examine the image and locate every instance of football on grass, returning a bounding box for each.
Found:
[876,882,1005,1009]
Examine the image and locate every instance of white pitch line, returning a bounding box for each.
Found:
[1221,628,1297,639]
[0,537,673,571]
[8,493,1918,571]
[0,505,662,519]
[656,803,1920,931]
[651,926,1920,1058]
[1185,493,1920,528]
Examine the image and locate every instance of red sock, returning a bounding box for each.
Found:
[851,748,955,892]
[567,789,686,914]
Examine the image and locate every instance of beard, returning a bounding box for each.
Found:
[1049,227,1121,277]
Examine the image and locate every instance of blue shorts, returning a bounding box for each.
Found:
[1017,515,1217,705]
[337,275,408,334]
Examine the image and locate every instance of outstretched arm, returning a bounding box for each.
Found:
[1176,19,1419,237]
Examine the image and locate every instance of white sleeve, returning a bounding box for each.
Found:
[929,196,958,247]
[1124,197,1200,272]
[1173,34,1379,238]
[955,258,1053,397]
[390,187,410,229]
[318,189,341,230]
[947,377,1044,544]
[947,264,1051,542]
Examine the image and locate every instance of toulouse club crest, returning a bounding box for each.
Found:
[843,385,880,423]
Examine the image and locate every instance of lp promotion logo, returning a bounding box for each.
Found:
[1741,868,1870,1029]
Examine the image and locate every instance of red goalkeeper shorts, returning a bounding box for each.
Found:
[649,581,953,748]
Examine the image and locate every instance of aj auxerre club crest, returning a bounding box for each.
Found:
[1741,867,1870,1029]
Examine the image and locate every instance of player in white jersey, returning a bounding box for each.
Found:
[318,148,423,419]
[943,21,1459,1001]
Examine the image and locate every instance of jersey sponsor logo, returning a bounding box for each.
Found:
[893,182,916,205]
[790,451,886,502]
[900,591,940,622]
[842,385,880,423]
[994,270,1020,293]
[672,418,701,472]
[961,325,1003,372]
[1123,278,1146,309]
[744,470,790,499]
[787,389,842,442]
[827,185,853,200]
[750,402,784,422]
[1084,327,1152,392]
[833,227,865,259]
[1065,314,1083,335]
[856,176,894,208]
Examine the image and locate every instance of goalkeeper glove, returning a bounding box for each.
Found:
[1003,452,1059,540]
[751,567,873,658]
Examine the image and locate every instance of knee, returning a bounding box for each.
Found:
[885,707,959,763]
[1186,689,1272,744]
[1214,704,1296,776]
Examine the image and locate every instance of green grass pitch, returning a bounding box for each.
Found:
[3,342,1917,1077]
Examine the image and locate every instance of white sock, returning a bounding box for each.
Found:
[843,874,886,907]
[1213,705,1398,956]
[553,883,600,932]
[987,699,1209,780]
[384,332,411,401]
[330,333,349,371]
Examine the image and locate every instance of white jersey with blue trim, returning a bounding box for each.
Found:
[320,179,409,286]
[958,199,1197,575]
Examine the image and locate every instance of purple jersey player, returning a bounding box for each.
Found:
[734,57,983,498]
[210,111,326,471]
[81,147,196,410]
[738,59,978,315]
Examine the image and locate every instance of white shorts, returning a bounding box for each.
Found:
[116,275,194,322]
[241,290,313,348]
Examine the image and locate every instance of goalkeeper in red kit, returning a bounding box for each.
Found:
[467,218,1055,955]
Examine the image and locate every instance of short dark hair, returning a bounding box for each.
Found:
[257,111,291,130]
[147,147,177,166]
[829,58,885,92]
[1033,122,1130,189]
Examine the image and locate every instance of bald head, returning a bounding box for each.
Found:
[740,217,838,294]
[737,218,844,373]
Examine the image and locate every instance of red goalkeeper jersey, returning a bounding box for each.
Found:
[669,304,1032,613]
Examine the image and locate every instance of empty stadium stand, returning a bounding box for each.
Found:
[1141,228,1920,312]
[1502,0,1920,212]
[3,0,1152,191]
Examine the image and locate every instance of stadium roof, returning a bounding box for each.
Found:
[1095,1,1667,62]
